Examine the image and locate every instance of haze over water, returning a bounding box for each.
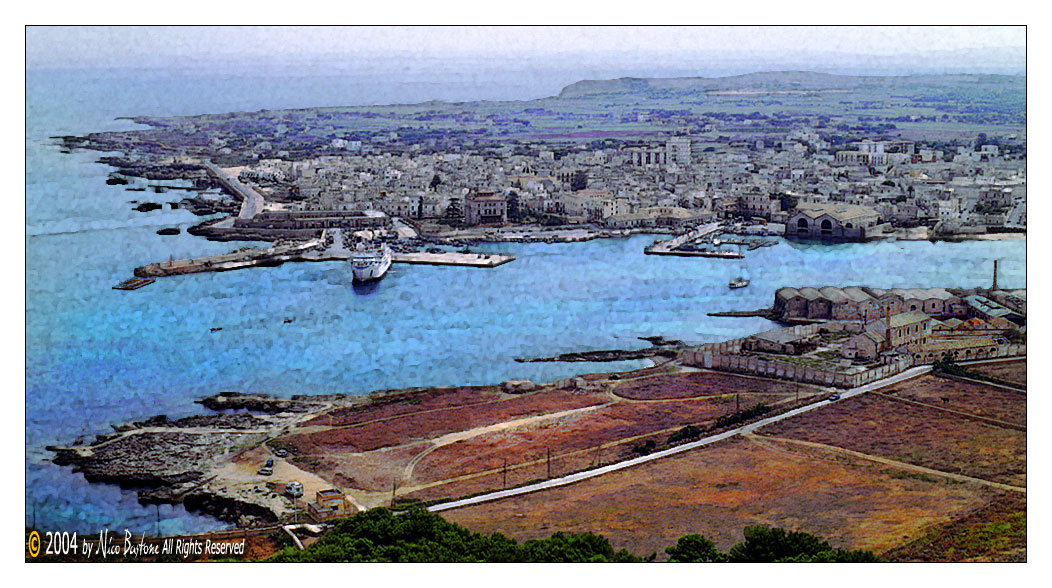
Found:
[25,59,1025,535]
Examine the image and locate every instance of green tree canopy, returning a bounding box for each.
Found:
[726,525,832,563]
[665,534,723,562]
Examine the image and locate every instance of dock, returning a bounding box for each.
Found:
[133,245,515,279]
[646,249,743,259]
[392,251,514,268]
[644,222,748,258]
[112,277,156,290]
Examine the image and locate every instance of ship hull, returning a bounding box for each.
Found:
[351,246,392,283]
[352,259,391,283]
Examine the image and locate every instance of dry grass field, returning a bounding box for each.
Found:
[968,359,1027,388]
[441,436,998,557]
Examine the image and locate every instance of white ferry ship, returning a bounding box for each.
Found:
[350,241,392,283]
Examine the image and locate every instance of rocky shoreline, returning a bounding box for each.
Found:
[46,395,333,527]
[516,336,688,363]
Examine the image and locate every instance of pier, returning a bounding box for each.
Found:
[392,251,514,268]
[644,222,721,254]
[644,223,747,258]
[133,244,515,278]
[112,277,155,290]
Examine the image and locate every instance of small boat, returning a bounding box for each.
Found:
[283,318,295,324]
[729,277,750,289]
[210,327,223,332]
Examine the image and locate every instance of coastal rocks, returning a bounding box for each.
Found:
[501,379,537,393]
[121,413,271,430]
[196,392,323,414]
[156,227,181,236]
[106,173,130,185]
[177,195,240,216]
[94,156,207,181]
[182,491,278,526]
[517,337,688,363]
[49,398,310,527]
[51,430,220,487]
[133,202,163,213]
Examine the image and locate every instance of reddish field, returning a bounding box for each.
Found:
[410,395,783,487]
[969,359,1027,388]
[759,394,1026,487]
[283,388,609,453]
[883,492,1027,562]
[880,374,1026,426]
[614,370,822,400]
[302,386,504,427]
[441,436,997,557]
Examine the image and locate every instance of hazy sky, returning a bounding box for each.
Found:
[26,26,1025,69]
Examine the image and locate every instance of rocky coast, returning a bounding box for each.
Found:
[47,394,338,527]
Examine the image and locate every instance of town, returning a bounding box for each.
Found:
[72,72,1023,258]
[49,69,1026,563]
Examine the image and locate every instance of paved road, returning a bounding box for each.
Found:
[429,365,932,514]
[203,162,265,219]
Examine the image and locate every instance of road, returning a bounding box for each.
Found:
[429,365,933,514]
[203,162,265,219]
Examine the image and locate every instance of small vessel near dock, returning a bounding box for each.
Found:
[350,241,393,283]
[729,277,750,289]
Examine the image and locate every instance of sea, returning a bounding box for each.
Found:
[25,59,1027,535]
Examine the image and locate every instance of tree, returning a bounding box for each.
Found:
[443,198,464,227]
[776,549,884,563]
[774,193,799,211]
[726,525,832,563]
[429,174,442,191]
[1004,328,1025,344]
[507,190,522,222]
[571,170,588,192]
[665,534,723,562]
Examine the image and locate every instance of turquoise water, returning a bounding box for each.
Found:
[25,67,1026,535]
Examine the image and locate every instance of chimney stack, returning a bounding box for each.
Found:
[992,259,999,291]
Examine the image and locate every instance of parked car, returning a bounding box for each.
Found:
[257,466,273,476]
[265,458,274,468]
[829,394,841,401]
[274,449,288,458]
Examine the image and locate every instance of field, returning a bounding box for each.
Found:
[268,364,1024,560]
[883,493,1027,562]
[404,394,788,500]
[968,359,1027,388]
[441,436,999,558]
[438,372,1025,560]
[613,370,823,400]
[878,373,1026,425]
[273,370,819,503]
[759,394,1026,487]
[285,388,609,453]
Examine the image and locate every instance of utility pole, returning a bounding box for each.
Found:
[502,459,508,490]
[547,447,551,479]
[736,393,740,412]
[390,479,396,507]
